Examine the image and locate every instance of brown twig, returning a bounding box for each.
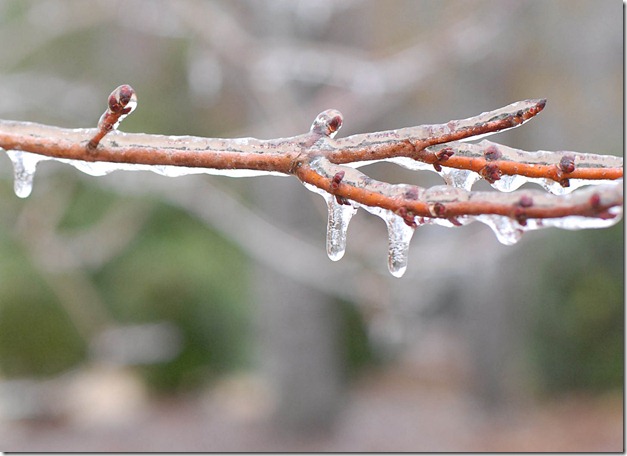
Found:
[0,85,622,225]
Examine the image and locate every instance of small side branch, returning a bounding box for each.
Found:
[87,85,137,149]
[295,156,622,222]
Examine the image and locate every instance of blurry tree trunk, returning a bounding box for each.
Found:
[252,178,345,434]
[459,250,528,408]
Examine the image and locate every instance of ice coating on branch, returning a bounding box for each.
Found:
[6,150,47,198]
[51,158,285,178]
[63,159,122,176]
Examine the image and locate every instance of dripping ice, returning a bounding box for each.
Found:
[303,183,357,262]
[359,204,415,278]
[303,182,416,277]
[6,150,47,198]
[384,213,415,278]
[325,196,358,261]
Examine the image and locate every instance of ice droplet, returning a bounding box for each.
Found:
[475,214,523,245]
[385,213,415,278]
[325,195,358,261]
[302,182,359,261]
[6,150,46,198]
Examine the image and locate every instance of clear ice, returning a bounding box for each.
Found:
[325,195,358,261]
[303,183,358,261]
[475,214,522,245]
[6,150,47,198]
[384,213,415,278]
[358,204,415,278]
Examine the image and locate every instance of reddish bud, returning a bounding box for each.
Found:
[518,195,533,208]
[558,154,576,174]
[484,144,502,161]
[513,207,528,226]
[331,171,345,190]
[589,193,601,208]
[430,202,447,218]
[108,84,136,114]
[435,147,454,162]
[433,163,443,172]
[310,109,344,138]
[397,207,417,228]
[479,163,502,183]
[404,186,420,200]
[335,195,351,206]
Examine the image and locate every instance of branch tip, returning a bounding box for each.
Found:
[88,84,137,150]
[310,109,343,138]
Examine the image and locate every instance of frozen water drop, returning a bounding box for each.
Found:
[6,150,45,198]
[385,213,415,278]
[325,195,358,261]
[302,182,358,262]
[475,214,522,245]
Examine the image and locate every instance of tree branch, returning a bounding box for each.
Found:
[0,84,622,276]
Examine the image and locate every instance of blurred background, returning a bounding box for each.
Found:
[0,0,622,451]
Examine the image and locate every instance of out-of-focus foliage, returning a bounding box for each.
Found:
[0,269,87,377]
[526,224,623,393]
[94,201,252,392]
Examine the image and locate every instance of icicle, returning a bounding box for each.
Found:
[302,182,359,261]
[325,195,358,261]
[384,213,415,278]
[475,214,523,245]
[6,150,46,198]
